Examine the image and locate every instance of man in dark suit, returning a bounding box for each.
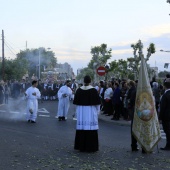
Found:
[159,78,170,150]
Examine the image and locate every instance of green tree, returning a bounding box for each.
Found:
[108,59,131,80]
[17,47,57,78]
[90,44,112,82]
[76,67,94,82]
[0,58,28,80]
[128,40,155,79]
[158,70,170,78]
[90,44,112,66]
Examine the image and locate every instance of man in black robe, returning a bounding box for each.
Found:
[73,75,101,152]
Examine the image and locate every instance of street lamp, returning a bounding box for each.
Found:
[160,49,170,52]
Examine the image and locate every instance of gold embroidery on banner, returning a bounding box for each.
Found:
[133,89,161,151]
[135,91,154,122]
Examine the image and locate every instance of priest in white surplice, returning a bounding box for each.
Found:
[57,80,72,121]
[73,75,101,152]
[25,80,41,123]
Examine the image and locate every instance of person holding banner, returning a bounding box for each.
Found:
[127,80,139,151]
[159,78,170,151]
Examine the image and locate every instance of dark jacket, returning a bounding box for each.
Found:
[112,87,121,105]
[159,90,170,121]
[152,87,160,103]
[127,86,136,109]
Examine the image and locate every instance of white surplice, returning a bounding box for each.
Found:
[57,85,72,117]
[25,86,41,121]
[76,105,100,130]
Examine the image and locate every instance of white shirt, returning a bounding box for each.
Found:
[104,87,113,99]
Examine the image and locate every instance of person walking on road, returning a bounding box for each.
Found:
[73,75,101,152]
[57,80,72,121]
[25,80,41,123]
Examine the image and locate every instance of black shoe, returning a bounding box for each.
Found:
[160,147,170,151]
[58,117,62,121]
[27,120,31,123]
[31,120,36,123]
[132,148,139,152]
[62,117,66,121]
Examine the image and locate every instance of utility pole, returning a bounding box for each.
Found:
[2,30,5,80]
[38,50,40,80]
[26,41,27,50]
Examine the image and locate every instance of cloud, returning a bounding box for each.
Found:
[53,47,91,64]
[141,23,170,38]
[111,49,132,55]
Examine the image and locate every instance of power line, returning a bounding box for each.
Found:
[4,38,18,54]
[4,42,16,57]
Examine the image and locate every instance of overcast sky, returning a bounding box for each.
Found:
[1,0,170,74]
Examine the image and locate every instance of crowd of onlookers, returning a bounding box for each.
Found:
[0,73,169,120]
[94,74,170,121]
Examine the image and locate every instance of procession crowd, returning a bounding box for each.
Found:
[0,73,169,153]
[0,74,168,120]
[0,79,78,104]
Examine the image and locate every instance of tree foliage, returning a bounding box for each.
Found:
[158,70,170,78]
[0,47,57,80]
[16,47,57,78]
[76,67,94,82]
[0,58,28,80]
[108,59,132,79]
[90,44,112,67]
[128,40,156,79]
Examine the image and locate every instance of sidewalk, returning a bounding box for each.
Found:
[98,112,131,126]
[98,112,163,130]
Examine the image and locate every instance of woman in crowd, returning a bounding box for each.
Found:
[104,82,113,116]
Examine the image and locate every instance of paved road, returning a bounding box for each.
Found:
[0,98,169,170]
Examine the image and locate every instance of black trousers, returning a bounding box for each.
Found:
[114,104,121,119]
[129,107,138,149]
[104,100,113,115]
[131,117,138,149]
[162,121,170,148]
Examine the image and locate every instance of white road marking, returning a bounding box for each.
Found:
[10,111,20,114]
[0,110,6,112]
[38,108,49,113]
[39,115,50,117]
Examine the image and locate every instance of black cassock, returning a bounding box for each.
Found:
[73,86,101,152]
